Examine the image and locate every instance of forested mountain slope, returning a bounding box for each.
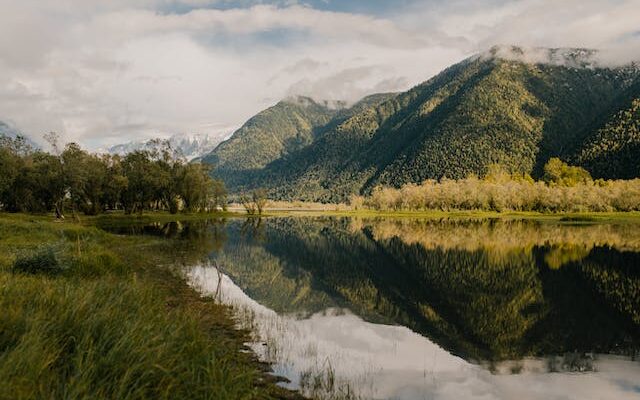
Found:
[202,47,640,201]
[201,94,397,189]
[200,97,340,187]
[576,81,640,179]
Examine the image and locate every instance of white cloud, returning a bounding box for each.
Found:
[0,0,638,148]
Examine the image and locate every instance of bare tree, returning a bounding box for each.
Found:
[239,189,268,215]
[252,189,268,215]
[240,193,257,215]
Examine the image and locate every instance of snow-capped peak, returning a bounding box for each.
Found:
[107,132,229,161]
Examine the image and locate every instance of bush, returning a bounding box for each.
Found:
[67,251,129,277]
[362,164,640,213]
[12,246,63,275]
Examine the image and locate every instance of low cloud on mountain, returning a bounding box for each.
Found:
[0,0,638,149]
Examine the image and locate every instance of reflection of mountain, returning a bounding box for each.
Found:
[213,220,340,315]
[188,266,640,400]
[101,217,640,362]
[215,218,640,362]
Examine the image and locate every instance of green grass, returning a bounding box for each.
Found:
[0,213,300,400]
[43,208,640,225]
[257,208,640,222]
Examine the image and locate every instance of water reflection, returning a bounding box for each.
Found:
[207,218,640,361]
[189,265,640,400]
[101,217,640,399]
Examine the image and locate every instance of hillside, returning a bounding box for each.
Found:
[201,94,397,189]
[200,97,340,186]
[202,47,640,201]
[576,81,640,179]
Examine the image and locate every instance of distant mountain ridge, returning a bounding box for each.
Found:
[0,121,21,138]
[0,121,38,148]
[201,47,640,201]
[108,132,227,161]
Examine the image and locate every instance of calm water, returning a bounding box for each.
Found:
[104,217,640,399]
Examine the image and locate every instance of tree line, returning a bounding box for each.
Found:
[0,134,227,217]
[353,158,640,213]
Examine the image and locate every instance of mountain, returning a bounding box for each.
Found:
[0,121,21,138]
[0,121,38,149]
[576,80,640,179]
[199,95,399,187]
[200,97,341,182]
[108,132,227,161]
[202,46,640,202]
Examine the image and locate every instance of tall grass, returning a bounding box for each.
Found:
[0,213,296,400]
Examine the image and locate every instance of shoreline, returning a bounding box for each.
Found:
[2,210,639,398]
[0,213,303,399]
[86,208,640,224]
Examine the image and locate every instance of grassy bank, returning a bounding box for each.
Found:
[255,208,640,222]
[87,208,640,223]
[0,213,300,400]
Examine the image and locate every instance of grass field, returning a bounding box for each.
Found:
[0,213,301,400]
[256,208,640,222]
[3,208,637,399]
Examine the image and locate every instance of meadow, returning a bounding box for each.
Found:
[0,213,300,400]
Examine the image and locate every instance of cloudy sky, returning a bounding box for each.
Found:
[1,0,639,149]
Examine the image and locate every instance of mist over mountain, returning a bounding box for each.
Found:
[108,132,229,161]
[0,121,24,139]
[0,121,38,149]
[202,47,640,202]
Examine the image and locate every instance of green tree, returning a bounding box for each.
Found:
[543,158,592,187]
[178,164,211,213]
[209,179,228,212]
[62,143,89,218]
[121,151,156,214]
[0,139,23,211]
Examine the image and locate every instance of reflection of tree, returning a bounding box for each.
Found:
[579,249,640,326]
[366,218,640,268]
[240,218,266,243]
[108,217,640,361]
[216,220,337,315]
[543,244,591,269]
[218,218,640,361]
[100,218,229,267]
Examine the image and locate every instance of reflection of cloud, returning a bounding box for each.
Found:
[188,265,640,400]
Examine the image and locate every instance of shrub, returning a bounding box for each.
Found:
[362,170,640,212]
[12,245,63,275]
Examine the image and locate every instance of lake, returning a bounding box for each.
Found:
[104,217,640,400]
